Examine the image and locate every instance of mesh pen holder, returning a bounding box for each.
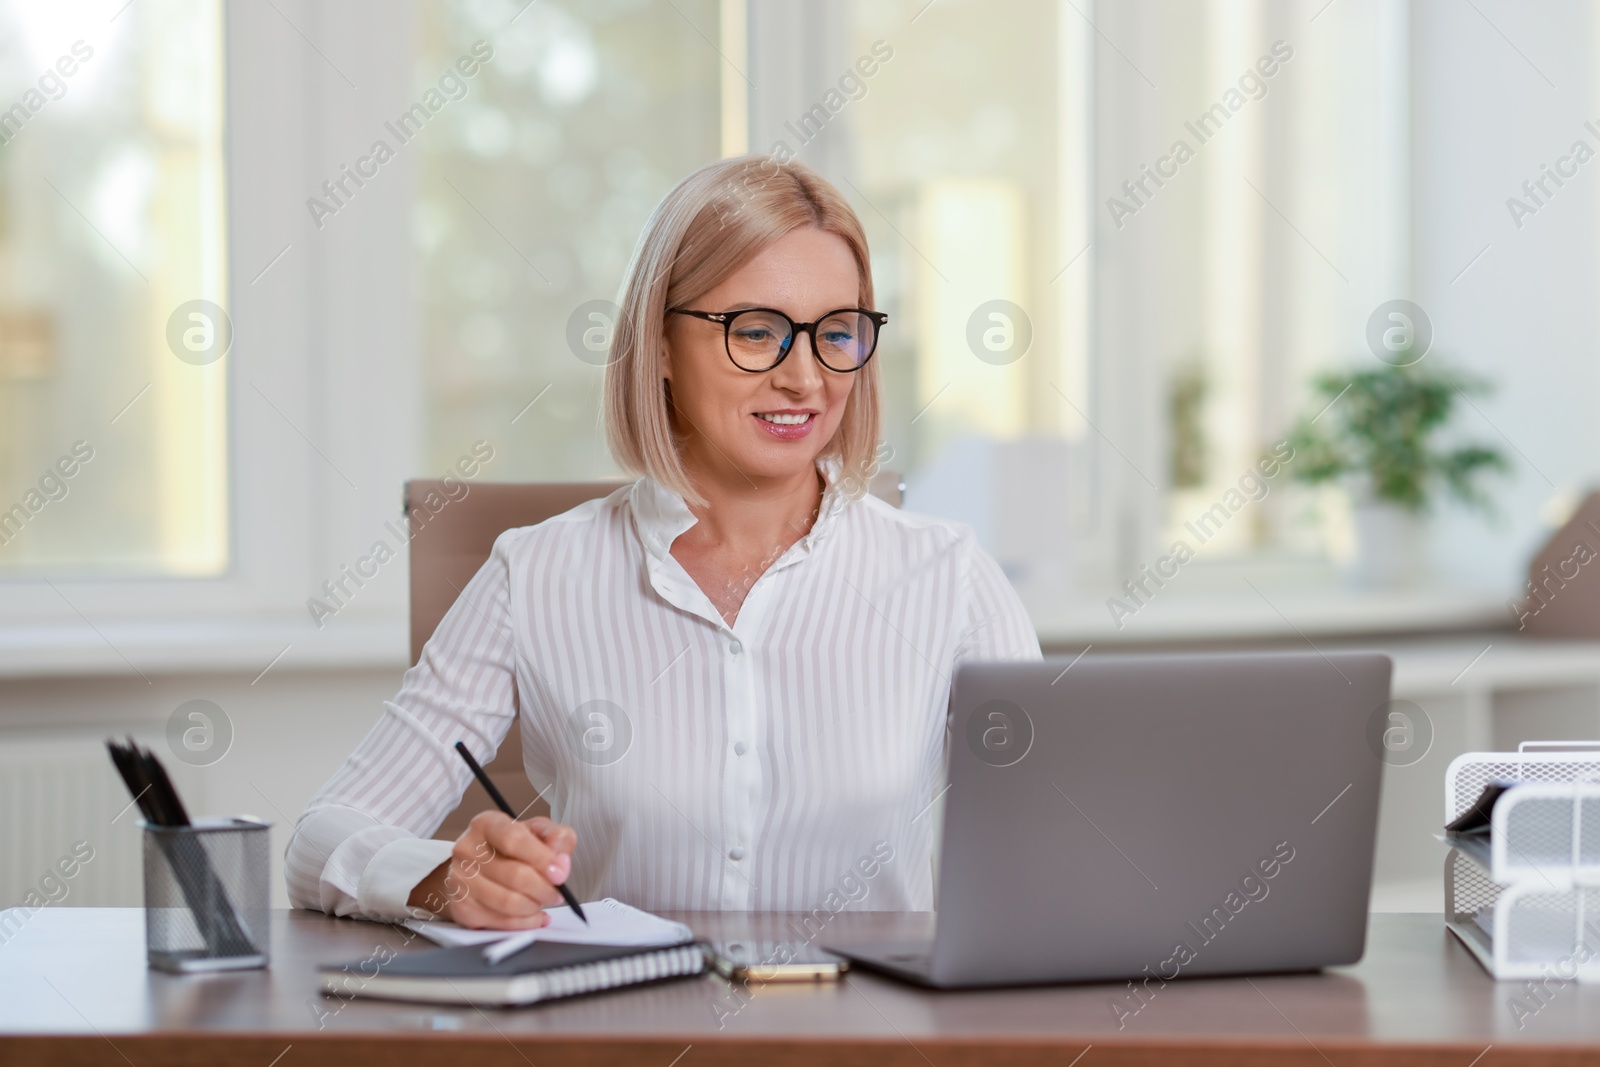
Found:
[143,817,270,973]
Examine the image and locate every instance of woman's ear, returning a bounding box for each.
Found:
[658,337,673,381]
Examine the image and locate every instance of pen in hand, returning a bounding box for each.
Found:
[453,741,587,925]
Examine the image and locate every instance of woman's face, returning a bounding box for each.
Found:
[662,226,863,488]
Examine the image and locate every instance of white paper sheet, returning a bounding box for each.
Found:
[402,920,514,948]
[403,898,694,963]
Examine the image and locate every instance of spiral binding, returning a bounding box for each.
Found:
[519,943,706,1003]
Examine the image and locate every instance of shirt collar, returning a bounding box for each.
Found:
[629,454,853,563]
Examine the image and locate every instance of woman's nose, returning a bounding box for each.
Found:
[770,330,824,391]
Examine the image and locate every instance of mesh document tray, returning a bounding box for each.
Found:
[1443,744,1600,981]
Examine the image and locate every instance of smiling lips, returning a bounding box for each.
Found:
[754,410,818,440]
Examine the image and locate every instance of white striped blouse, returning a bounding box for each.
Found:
[285,459,1042,922]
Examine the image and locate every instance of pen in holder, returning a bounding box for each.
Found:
[143,817,270,972]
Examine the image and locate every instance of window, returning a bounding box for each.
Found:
[410,0,1103,604]
[414,0,724,481]
[0,0,228,577]
[0,0,1523,658]
[406,0,1424,621]
[769,0,1425,621]
[830,0,1095,599]
[737,0,1099,603]
[1104,0,1410,582]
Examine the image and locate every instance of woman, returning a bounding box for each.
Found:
[285,156,1041,930]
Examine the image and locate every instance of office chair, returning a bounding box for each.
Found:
[407,471,905,841]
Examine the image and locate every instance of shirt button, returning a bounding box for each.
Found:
[734,741,748,756]
[729,846,746,861]
[729,639,743,655]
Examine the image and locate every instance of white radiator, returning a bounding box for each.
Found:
[0,733,199,911]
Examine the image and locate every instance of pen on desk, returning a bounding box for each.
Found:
[453,740,587,925]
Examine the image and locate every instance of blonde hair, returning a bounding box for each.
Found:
[603,155,881,507]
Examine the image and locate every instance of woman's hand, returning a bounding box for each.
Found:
[408,812,577,929]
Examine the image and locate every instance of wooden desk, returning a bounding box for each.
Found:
[2,908,1598,1065]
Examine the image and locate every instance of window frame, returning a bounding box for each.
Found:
[0,0,421,669]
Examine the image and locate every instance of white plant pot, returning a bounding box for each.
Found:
[1349,501,1428,589]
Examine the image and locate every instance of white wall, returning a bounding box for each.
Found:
[0,664,404,908]
[1415,0,1600,591]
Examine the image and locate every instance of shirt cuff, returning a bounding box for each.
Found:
[356,837,455,921]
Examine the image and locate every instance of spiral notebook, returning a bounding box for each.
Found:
[318,937,708,1007]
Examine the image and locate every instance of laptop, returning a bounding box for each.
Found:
[825,650,1392,988]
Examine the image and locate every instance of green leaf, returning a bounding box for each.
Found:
[1284,360,1507,513]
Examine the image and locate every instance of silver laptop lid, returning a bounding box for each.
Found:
[933,650,1391,987]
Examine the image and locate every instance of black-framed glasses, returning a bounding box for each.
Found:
[668,306,888,373]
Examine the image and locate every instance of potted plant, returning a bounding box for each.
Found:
[1286,361,1508,588]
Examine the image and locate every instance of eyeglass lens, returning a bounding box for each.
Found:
[726,309,876,371]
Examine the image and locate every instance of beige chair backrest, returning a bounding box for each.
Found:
[409,472,905,841]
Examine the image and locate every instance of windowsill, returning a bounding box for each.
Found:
[0,587,1520,679]
[1375,633,1600,694]
[0,614,409,679]
[1026,585,1515,648]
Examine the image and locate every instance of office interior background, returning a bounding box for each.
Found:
[0,0,1593,913]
